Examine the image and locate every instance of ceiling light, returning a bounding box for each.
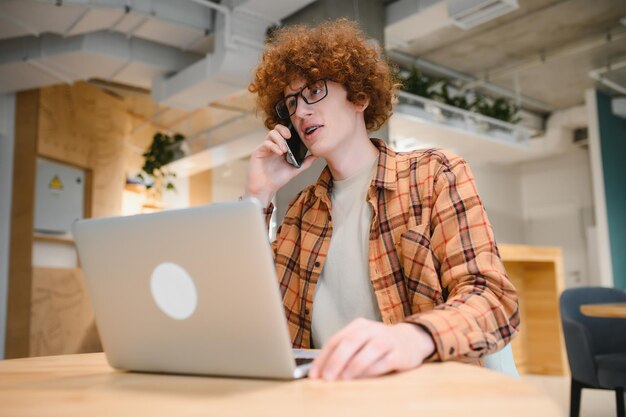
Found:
[448,0,519,30]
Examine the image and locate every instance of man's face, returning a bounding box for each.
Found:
[284,79,366,158]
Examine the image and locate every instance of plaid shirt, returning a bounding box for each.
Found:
[264,139,519,362]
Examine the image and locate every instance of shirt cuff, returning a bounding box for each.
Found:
[404,309,472,362]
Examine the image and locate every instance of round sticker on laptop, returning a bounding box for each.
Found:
[150,262,198,320]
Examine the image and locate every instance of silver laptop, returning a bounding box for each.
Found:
[73,199,316,379]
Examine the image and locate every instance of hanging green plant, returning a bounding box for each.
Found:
[473,96,521,124]
[401,67,441,100]
[436,82,474,111]
[138,132,186,192]
[399,66,522,125]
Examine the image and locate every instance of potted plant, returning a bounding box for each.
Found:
[401,67,442,100]
[400,67,522,126]
[137,132,186,193]
[473,96,521,124]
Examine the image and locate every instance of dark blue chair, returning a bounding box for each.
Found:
[560,287,626,417]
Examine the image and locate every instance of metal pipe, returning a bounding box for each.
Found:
[26,60,74,84]
[0,11,40,37]
[63,7,90,37]
[187,0,234,49]
[589,59,626,96]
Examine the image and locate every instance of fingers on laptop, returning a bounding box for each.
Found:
[309,318,399,380]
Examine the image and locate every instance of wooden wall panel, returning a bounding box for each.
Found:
[9,81,138,358]
[5,90,39,359]
[38,82,130,219]
[189,169,213,207]
[30,268,101,357]
[37,84,92,168]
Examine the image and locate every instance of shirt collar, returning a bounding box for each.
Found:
[313,138,398,200]
[371,138,398,191]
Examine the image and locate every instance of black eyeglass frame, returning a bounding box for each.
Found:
[274,79,329,120]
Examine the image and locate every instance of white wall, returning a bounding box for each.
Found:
[161,175,190,210]
[470,163,525,245]
[519,146,596,287]
[0,93,16,359]
[212,158,250,203]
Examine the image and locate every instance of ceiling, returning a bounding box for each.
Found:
[1,0,625,172]
[388,0,626,112]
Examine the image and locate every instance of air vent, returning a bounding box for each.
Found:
[448,0,519,30]
[573,127,588,146]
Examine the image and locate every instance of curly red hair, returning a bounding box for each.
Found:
[249,19,399,132]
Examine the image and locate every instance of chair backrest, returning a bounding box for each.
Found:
[559,287,626,385]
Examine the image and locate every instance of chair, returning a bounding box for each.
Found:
[560,287,626,417]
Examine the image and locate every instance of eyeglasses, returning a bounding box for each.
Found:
[275,79,328,120]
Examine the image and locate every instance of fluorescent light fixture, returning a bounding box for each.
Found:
[448,0,519,30]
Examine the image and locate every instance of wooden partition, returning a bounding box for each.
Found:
[30,267,101,356]
[499,244,567,375]
[6,81,217,358]
[5,83,148,357]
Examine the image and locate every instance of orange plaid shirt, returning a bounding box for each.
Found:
[264,139,519,362]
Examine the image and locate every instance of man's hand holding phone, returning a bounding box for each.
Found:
[244,123,317,209]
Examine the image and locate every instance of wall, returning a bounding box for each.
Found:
[595,91,626,289]
[0,93,16,359]
[212,158,250,203]
[519,147,595,288]
[470,163,524,245]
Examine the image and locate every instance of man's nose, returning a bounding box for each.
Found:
[294,94,313,118]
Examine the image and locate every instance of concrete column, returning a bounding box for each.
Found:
[0,93,16,359]
[275,0,387,223]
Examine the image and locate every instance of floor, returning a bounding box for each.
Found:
[523,374,622,417]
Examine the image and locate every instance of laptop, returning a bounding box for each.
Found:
[73,199,317,379]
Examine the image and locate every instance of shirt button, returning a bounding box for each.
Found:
[314,261,320,268]
[305,308,310,315]
[449,347,455,355]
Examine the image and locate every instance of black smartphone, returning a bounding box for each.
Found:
[284,123,309,168]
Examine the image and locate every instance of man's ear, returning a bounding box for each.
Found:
[354,96,370,113]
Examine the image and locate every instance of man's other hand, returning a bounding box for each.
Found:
[308,318,436,380]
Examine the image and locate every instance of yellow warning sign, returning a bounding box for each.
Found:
[49,175,63,190]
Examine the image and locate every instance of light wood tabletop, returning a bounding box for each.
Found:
[580,302,626,318]
[0,353,560,417]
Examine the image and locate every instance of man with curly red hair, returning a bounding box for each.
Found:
[245,19,519,380]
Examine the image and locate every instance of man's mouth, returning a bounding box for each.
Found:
[304,125,323,136]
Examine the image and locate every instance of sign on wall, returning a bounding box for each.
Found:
[34,158,85,234]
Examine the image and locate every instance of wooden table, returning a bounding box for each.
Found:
[580,303,626,318]
[0,353,560,417]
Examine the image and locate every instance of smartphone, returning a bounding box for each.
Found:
[284,123,309,169]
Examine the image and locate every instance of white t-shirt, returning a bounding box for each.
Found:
[311,156,382,348]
